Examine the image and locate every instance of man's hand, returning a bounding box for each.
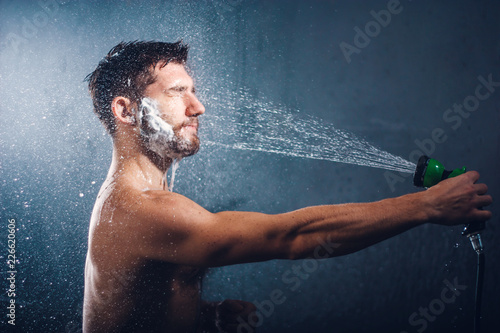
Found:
[216,299,257,333]
[425,171,492,226]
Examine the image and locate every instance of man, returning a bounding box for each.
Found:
[83,41,492,333]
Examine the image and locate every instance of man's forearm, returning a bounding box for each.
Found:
[208,191,432,266]
[283,191,431,259]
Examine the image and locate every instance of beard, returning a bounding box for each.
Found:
[138,97,200,160]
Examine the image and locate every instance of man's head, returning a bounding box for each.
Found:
[86,40,205,160]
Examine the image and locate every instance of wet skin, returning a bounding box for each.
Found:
[83,63,492,332]
[84,63,256,332]
[84,178,206,332]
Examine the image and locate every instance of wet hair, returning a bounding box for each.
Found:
[85,40,189,136]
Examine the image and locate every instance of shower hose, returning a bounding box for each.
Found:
[473,250,484,333]
[463,222,485,333]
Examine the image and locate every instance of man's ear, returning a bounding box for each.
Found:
[111,96,137,125]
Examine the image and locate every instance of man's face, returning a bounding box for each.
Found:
[138,62,205,159]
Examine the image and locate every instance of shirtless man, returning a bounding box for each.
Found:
[82,41,492,333]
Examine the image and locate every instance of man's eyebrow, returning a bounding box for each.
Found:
[164,84,187,91]
[163,85,196,94]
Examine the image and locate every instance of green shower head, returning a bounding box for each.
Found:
[413,155,466,188]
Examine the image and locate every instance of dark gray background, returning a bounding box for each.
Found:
[1,0,499,332]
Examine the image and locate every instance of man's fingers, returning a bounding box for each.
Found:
[217,299,257,332]
[218,299,244,313]
[466,170,480,183]
[242,302,257,314]
[474,183,489,195]
[475,194,493,208]
[217,310,242,323]
[474,209,492,221]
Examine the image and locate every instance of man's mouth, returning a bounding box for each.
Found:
[182,121,198,132]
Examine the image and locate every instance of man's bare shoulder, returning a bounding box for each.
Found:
[94,176,190,218]
[92,176,213,241]
[111,174,198,202]
[119,181,209,220]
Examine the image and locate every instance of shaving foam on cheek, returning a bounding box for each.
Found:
[138,97,175,156]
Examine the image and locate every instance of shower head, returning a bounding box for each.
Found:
[413,155,466,188]
[413,155,485,242]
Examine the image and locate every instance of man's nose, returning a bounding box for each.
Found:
[187,94,205,116]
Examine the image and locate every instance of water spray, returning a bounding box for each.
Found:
[413,155,485,333]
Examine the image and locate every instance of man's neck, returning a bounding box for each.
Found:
[109,142,173,191]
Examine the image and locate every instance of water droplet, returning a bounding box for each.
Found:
[203,90,415,173]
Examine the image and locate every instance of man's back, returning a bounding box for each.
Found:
[83,177,204,333]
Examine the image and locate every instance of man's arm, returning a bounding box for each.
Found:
[130,171,491,267]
